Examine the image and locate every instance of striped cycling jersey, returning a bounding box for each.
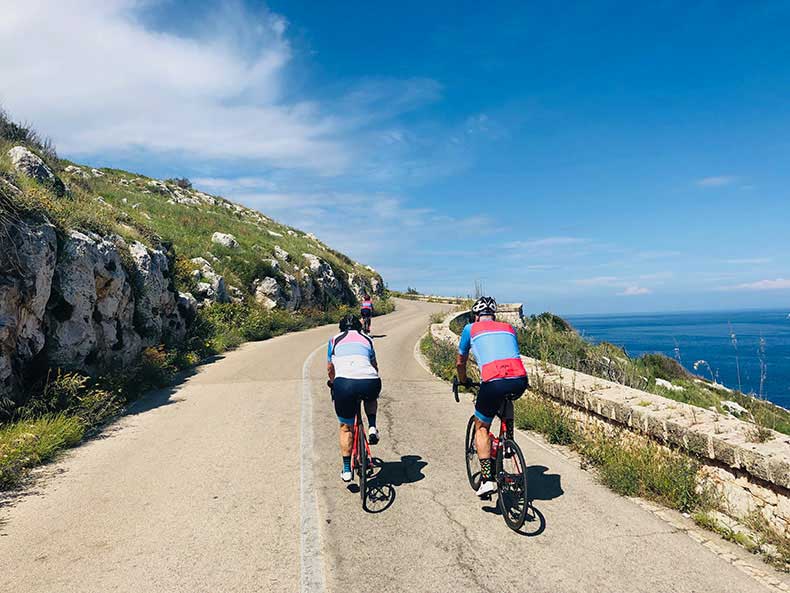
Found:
[361,299,373,311]
[458,320,527,383]
[328,330,379,380]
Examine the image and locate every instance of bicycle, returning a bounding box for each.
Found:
[351,398,372,507]
[452,378,529,531]
[361,312,372,334]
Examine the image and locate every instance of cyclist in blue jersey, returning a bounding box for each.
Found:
[457,296,529,497]
[327,314,381,482]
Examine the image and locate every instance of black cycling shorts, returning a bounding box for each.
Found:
[332,377,381,425]
[475,376,528,424]
[361,308,372,318]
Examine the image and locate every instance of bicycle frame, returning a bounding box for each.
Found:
[351,402,371,474]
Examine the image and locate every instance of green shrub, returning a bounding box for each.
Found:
[420,334,458,382]
[138,346,178,389]
[0,414,84,488]
[640,353,689,382]
[514,394,577,445]
[576,427,702,512]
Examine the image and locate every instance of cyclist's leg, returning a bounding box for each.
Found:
[333,378,357,478]
[502,376,529,439]
[362,377,382,442]
[475,381,505,486]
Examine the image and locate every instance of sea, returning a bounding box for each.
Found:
[564,309,790,410]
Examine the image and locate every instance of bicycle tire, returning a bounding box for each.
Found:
[464,415,482,490]
[496,438,528,531]
[358,425,368,505]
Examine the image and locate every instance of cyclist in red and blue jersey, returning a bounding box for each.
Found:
[457,296,529,497]
[360,293,373,332]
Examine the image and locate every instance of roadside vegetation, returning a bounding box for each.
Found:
[0,110,394,490]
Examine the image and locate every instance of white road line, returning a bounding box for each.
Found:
[301,345,327,593]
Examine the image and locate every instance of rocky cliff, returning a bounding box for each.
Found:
[0,143,384,409]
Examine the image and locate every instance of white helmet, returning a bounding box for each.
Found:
[472,296,497,316]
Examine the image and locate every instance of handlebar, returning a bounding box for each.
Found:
[451,377,481,402]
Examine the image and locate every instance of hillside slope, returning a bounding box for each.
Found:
[0,116,384,416]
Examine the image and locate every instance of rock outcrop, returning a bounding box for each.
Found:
[189,257,229,305]
[7,146,66,196]
[253,277,284,310]
[0,218,57,399]
[0,212,189,407]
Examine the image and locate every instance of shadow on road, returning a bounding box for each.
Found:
[480,465,562,537]
[369,334,387,339]
[126,355,225,416]
[348,454,428,514]
[527,465,564,502]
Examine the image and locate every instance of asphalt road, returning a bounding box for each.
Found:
[0,298,780,592]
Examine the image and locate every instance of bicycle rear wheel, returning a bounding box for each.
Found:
[496,438,528,531]
[358,424,368,505]
[464,415,482,490]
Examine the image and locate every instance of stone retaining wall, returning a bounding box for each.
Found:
[431,311,790,535]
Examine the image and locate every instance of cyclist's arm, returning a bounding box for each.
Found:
[456,324,472,383]
[327,339,336,382]
[456,353,469,384]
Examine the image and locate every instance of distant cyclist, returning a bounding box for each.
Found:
[360,293,374,333]
[327,314,381,482]
[456,296,529,497]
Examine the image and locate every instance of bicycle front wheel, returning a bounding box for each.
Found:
[358,427,368,505]
[464,415,482,490]
[496,438,529,531]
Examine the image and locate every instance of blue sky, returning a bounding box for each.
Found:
[2,1,789,314]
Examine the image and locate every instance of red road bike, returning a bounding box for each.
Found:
[453,378,529,531]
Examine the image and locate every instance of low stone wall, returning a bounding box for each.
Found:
[431,311,790,536]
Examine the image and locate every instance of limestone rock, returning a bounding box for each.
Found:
[46,231,142,370]
[7,146,65,196]
[274,245,290,261]
[253,277,284,310]
[189,257,229,304]
[211,232,239,249]
[0,219,57,400]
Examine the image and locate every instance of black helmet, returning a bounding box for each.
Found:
[339,314,362,332]
[472,296,497,317]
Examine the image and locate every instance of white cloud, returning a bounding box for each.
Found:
[618,286,652,296]
[0,1,389,174]
[726,278,790,291]
[696,176,738,187]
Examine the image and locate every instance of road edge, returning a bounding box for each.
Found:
[301,345,327,593]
